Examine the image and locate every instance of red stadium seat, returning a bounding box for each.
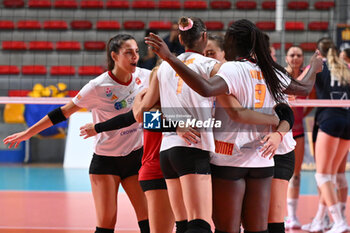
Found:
[80,0,103,9]
[28,0,52,8]
[3,0,24,8]
[78,66,104,76]
[96,21,121,30]
[210,0,231,9]
[0,65,20,75]
[50,66,75,75]
[132,0,156,9]
[70,20,92,30]
[183,1,207,9]
[300,42,317,52]
[158,0,181,9]
[256,21,275,31]
[272,42,293,50]
[2,41,27,50]
[29,41,54,50]
[84,41,106,51]
[56,41,81,51]
[205,21,224,30]
[106,0,129,8]
[17,20,41,30]
[123,21,145,30]
[43,20,68,30]
[68,90,79,97]
[308,21,328,31]
[236,1,257,9]
[54,0,78,8]
[261,1,275,10]
[8,90,31,96]
[314,1,334,10]
[287,1,309,10]
[22,65,47,75]
[0,21,15,30]
[285,21,304,31]
[149,21,172,30]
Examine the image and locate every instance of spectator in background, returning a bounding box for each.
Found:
[204,33,226,62]
[340,48,350,66]
[163,22,185,56]
[138,29,159,70]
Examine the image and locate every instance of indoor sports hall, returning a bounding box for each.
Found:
[0,0,349,232]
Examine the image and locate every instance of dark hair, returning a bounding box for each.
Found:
[286,46,304,56]
[178,16,206,49]
[317,37,335,57]
[225,19,290,103]
[208,33,224,51]
[107,34,136,70]
[343,48,350,59]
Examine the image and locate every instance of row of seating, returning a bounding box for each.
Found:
[0,20,329,31]
[2,41,106,51]
[0,65,105,76]
[7,89,79,97]
[3,0,335,11]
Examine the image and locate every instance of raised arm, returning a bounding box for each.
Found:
[3,100,81,148]
[217,94,279,126]
[145,33,228,97]
[284,51,323,96]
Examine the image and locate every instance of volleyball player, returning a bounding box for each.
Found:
[204,33,226,62]
[145,19,322,233]
[4,34,150,233]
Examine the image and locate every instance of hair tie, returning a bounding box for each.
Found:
[179,18,193,31]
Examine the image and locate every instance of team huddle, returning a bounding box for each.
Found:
[4,16,350,233]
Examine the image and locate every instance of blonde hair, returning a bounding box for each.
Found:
[327,48,350,85]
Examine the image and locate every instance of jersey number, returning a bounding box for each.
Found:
[254,84,266,109]
[177,77,184,94]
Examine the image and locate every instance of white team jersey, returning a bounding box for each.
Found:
[72,67,151,157]
[157,52,218,152]
[211,60,293,167]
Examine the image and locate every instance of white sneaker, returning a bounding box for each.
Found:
[285,217,301,229]
[301,218,327,232]
[325,220,348,233]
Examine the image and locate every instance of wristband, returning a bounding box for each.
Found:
[48,107,67,125]
[276,131,283,142]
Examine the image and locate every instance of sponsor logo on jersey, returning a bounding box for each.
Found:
[135,77,141,85]
[114,100,127,110]
[111,94,118,101]
[105,88,112,97]
[76,94,82,100]
[143,110,161,129]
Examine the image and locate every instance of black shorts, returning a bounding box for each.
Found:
[139,178,167,192]
[211,164,274,180]
[273,150,295,181]
[319,117,350,140]
[89,147,143,179]
[160,146,211,179]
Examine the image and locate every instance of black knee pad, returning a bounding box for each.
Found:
[244,230,268,233]
[268,223,285,233]
[176,220,188,233]
[215,229,229,233]
[138,219,150,233]
[186,219,212,233]
[95,227,114,233]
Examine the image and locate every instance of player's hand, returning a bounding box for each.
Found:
[79,123,97,139]
[145,33,173,62]
[259,132,282,159]
[177,126,201,145]
[3,131,29,149]
[133,89,148,123]
[310,50,323,73]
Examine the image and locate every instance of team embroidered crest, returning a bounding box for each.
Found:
[105,87,112,97]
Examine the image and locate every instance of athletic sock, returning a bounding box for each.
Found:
[340,202,347,219]
[95,227,114,233]
[268,222,285,233]
[138,219,150,233]
[314,203,327,221]
[287,198,298,219]
[186,219,212,233]
[329,203,343,223]
[176,220,188,233]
